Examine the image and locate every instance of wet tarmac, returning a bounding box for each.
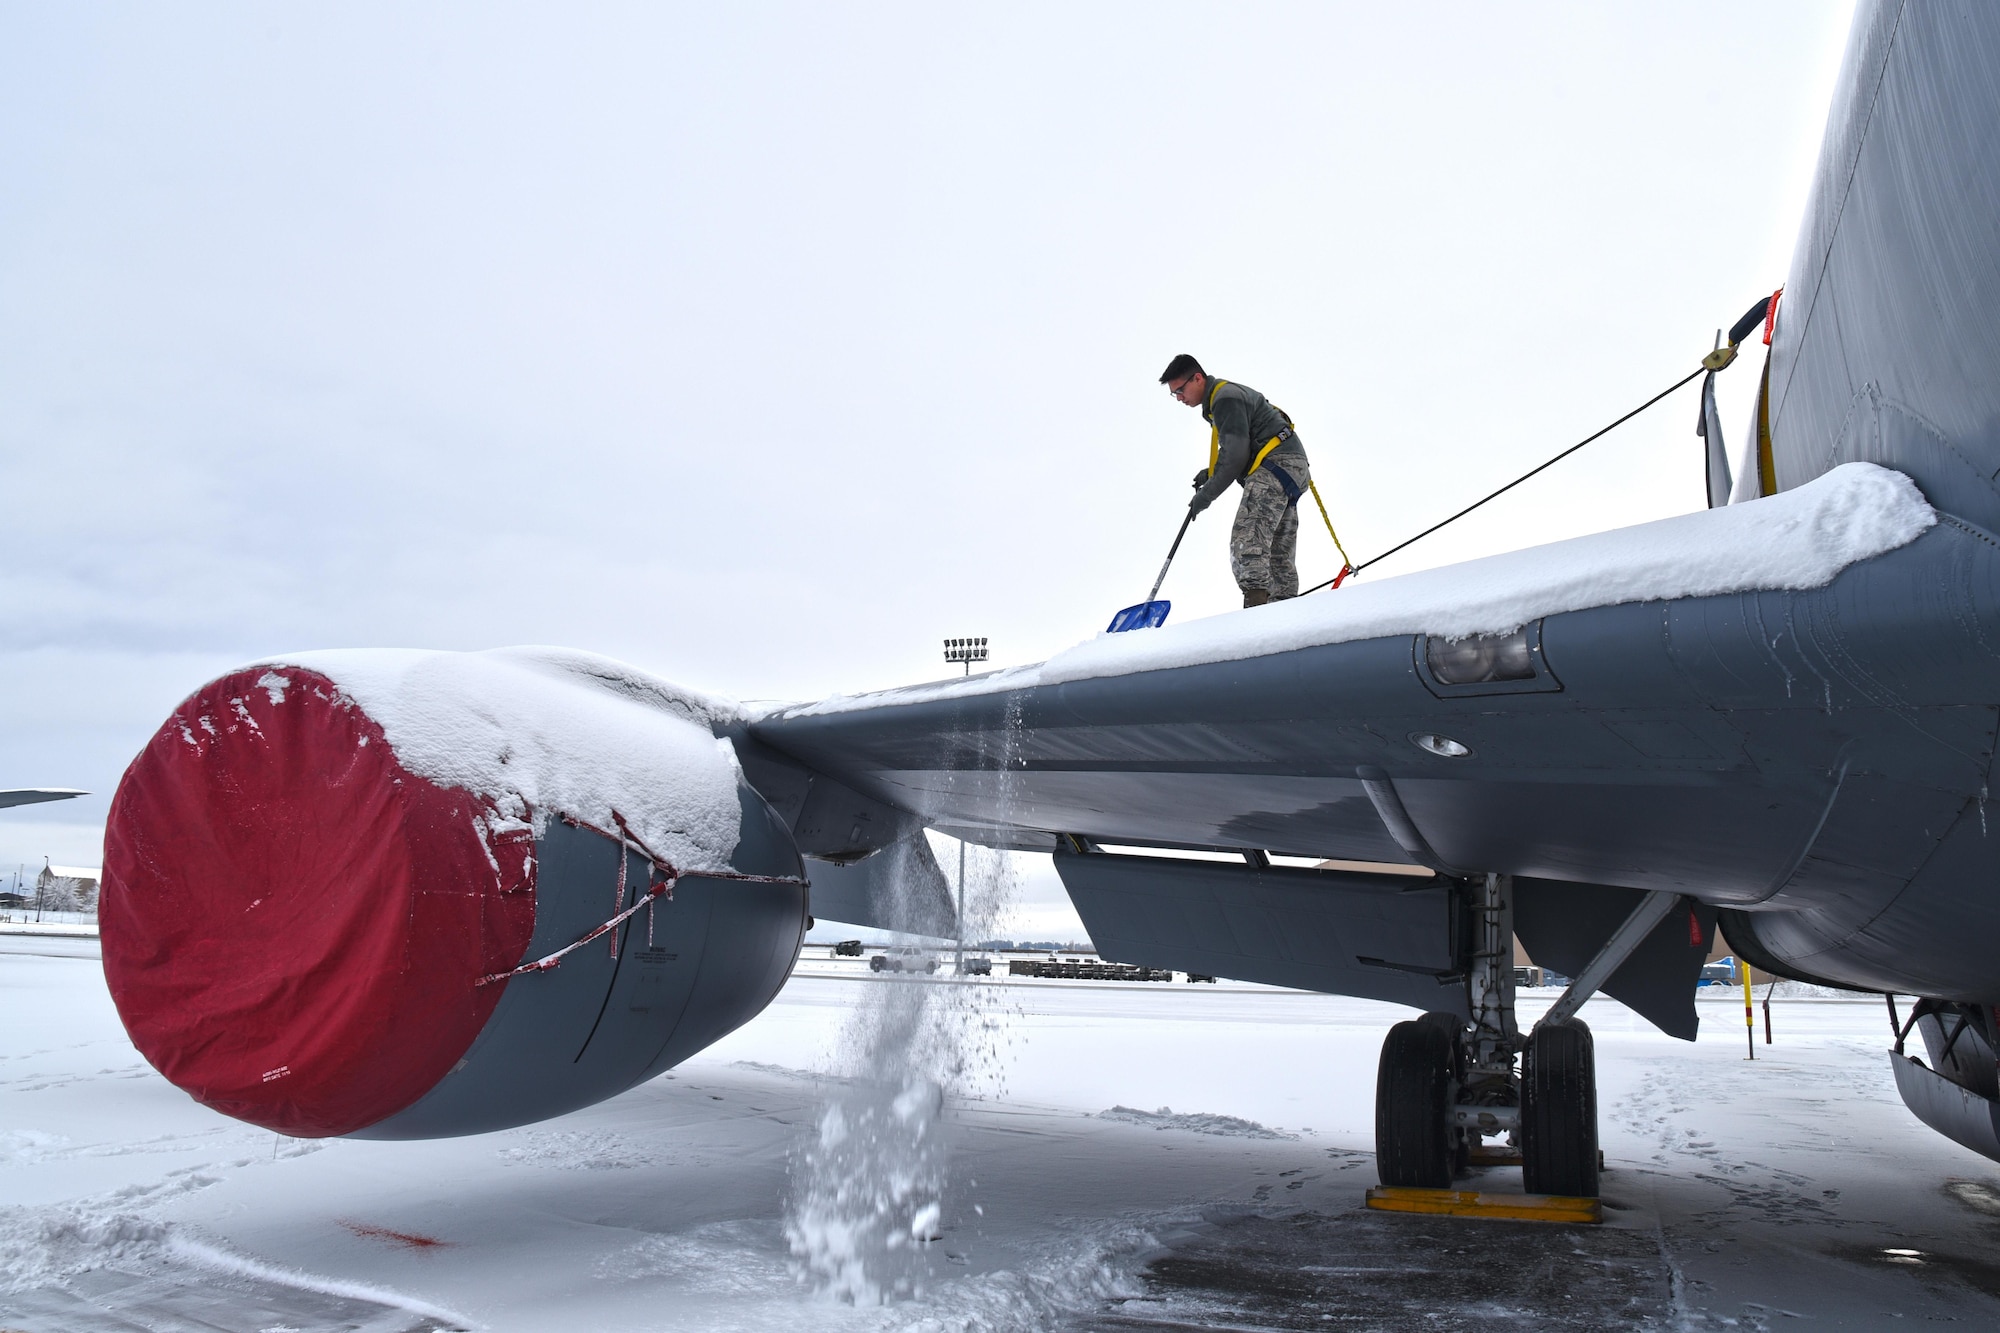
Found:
[1056,1165,2000,1332]
[1069,1207,1671,1331]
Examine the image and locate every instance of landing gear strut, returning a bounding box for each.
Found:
[1373,872,1615,1198]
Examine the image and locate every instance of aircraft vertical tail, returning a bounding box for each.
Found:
[1764,1,2000,535]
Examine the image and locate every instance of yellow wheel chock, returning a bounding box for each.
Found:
[1364,1186,1604,1224]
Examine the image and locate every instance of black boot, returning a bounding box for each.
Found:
[1242,588,1272,608]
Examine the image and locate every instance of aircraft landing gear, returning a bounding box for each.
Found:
[1371,873,1608,1198]
[1521,1018,1598,1196]
[1375,873,1522,1188]
[1370,875,1681,1198]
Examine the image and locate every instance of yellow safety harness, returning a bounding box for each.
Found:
[1204,379,1355,582]
[1205,379,1291,479]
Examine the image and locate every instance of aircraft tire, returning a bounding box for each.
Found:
[1413,1010,1471,1173]
[1522,1019,1599,1197]
[1375,1020,1454,1188]
[1414,1011,1465,1079]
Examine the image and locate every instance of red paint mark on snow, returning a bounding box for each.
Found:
[340,1219,451,1249]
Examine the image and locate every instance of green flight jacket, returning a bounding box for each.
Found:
[1193,378,1310,513]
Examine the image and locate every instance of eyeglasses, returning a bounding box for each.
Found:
[1167,377,1196,398]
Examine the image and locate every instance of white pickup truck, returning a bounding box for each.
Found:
[869,946,938,974]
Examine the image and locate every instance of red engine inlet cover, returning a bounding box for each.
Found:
[101,667,537,1136]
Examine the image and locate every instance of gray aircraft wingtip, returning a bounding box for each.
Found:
[0,788,90,811]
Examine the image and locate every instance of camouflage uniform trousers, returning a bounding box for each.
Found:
[1229,458,1309,599]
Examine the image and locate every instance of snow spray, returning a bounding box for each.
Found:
[784,844,1023,1303]
[786,707,1025,1304]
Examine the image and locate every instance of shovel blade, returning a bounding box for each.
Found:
[1106,600,1171,633]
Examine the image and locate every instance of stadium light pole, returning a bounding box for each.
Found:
[941,637,987,677]
[941,638,990,974]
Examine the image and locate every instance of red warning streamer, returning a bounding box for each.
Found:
[473,809,806,988]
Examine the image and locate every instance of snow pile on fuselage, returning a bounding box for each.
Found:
[783,461,1936,714]
[261,646,747,873]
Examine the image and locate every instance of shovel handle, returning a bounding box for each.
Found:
[1147,510,1196,603]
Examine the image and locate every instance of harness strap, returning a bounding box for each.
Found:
[1206,378,1229,474]
[1205,382,1298,480]
[1263,460,1304,508]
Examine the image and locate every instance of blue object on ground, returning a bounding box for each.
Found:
[1107,600,1171,633]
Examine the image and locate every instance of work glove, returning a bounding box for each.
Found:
[1189,490,1213,517]
[1191,467,1211,490]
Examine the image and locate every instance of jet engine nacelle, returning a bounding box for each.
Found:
[101,649,808,1140]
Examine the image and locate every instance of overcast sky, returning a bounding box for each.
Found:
[1,2,1856,932]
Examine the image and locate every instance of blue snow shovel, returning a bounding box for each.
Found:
[1106,509,1195,633]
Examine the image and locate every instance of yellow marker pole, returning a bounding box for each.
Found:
[1740,957,1756,1060]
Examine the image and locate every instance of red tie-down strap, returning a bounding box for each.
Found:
[473,808,806,988]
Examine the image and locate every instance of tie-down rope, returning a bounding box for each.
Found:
[1301,364,1708,596]
[473,809,807,988]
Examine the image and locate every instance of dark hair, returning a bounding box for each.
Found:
[1159,354,1204,384]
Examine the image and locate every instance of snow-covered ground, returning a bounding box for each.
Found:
[6,936,2000,1331]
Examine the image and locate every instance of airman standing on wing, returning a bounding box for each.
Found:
[1161,354,1312,607]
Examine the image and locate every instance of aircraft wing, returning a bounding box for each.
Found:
[0,788,87,811]
[750,463,2000,1031]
